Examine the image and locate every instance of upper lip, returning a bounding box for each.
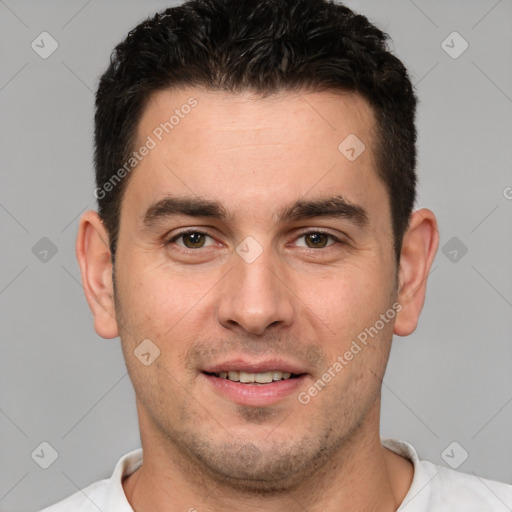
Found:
[202,358,307,375]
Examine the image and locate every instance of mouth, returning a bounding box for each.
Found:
[200,360,309,406]
[202,370,303,384]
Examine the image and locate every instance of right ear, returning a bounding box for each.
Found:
[75,210,119,339]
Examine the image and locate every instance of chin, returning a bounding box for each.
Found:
[187,438,332,495]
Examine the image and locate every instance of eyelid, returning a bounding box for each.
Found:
[166,229,217,248]
[165,228,345,250]
[290,229,343,248]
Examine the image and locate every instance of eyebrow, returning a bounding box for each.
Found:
[142,194,369,229]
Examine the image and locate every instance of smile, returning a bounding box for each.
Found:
[204,370,300,383]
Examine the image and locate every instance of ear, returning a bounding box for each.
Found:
[75,210,119,339]
[394,208,439,337]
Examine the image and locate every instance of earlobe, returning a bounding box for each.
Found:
[394,208,439,337]
[75,210,119,339]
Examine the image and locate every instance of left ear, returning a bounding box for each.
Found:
[394,208,439,337]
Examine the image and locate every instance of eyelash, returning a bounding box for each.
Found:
[165,229,344,251]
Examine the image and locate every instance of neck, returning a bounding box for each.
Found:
[122,401,413,512]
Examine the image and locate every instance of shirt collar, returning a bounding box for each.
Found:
[103,439,424,511]
[104,447,143,511]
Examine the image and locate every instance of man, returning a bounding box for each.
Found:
[40,0,512,510]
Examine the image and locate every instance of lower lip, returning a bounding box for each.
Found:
[201,372,308,406]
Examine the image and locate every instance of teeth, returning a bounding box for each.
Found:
[215,370,294,383]
[239,371,255,383]
[254,372,273,383]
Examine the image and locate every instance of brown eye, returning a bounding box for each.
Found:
[182,232,206,248]
[294,231,340,250]
[167,231,214,249]
[304,232,331,248]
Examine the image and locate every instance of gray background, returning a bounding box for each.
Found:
[1,1,511,511]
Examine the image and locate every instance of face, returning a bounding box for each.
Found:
[112,88,399,489]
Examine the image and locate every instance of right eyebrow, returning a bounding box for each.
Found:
[142,196,232,228]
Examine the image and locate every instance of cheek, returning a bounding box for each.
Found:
[120,257,187,322]
[116,266,202,408]
[305,259,393,338]
[117,256,219,359]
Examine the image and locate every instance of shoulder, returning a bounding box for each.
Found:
[38,479,110,512]
[382,438,512,512]
[37,448,142,512]
[415,459,512,511]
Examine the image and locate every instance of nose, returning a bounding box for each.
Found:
[216,242,296,336]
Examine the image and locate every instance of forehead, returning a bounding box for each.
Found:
[124,86,387,229]
[139,87,376,151]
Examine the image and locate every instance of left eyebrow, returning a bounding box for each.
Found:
[274,194,369,228]
[141,194,369,229]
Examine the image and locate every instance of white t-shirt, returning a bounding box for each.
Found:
[38,438,512,511]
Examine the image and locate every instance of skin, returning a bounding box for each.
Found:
[76,87,439,511]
